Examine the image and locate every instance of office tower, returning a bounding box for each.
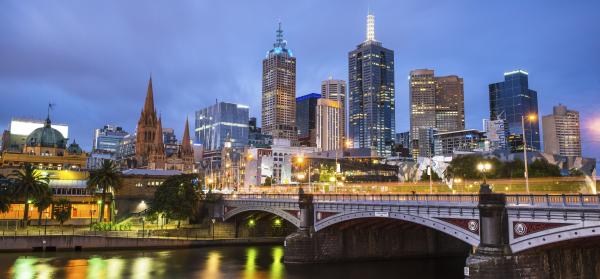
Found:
[489,70,540,152]
[195,102,249,151]
[316,99,341,151]
[542,104,582,156]
[321,78,347,143]
[93,125,129,153]
[295,93,321,147]
[409,69,465,157]
[261,22,297,142]
[348,12,395,156]
[434,129,485,156]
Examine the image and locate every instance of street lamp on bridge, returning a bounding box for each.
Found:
[477,162,492,193]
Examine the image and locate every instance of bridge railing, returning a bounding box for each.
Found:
[222,194,298,201]
[506,194,600,207]
[312,194,479,204]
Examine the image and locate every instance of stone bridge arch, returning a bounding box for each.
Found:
[508,219,600,253]
[223,205,301,228]
[314,211,480,247]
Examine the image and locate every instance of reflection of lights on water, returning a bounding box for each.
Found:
[244,248,257,279]
[132,257,153,279]
[87,256,107,278]
[12,258,36,279]
[105,258,125,279]
[197,251,221,279]
[270,246,284,279]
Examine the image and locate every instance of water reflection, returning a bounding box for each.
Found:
[1,245,464,279]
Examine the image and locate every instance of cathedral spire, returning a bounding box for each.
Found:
[181,117,193,155]
[143,76,155,114]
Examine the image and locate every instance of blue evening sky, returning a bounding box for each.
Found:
[0,1,599,164]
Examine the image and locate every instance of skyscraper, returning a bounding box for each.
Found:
[262,22,297,142]
[316,98,341,151]
[409,69,465,157]
[195,102,249,151]
[542,104,582,157]
[348,12,395,156]
[295,93,321,147]
[93,125,128,153]
[489,70,540,152]
[321,78,347,144]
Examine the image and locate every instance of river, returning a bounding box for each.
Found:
[0,245,466,279]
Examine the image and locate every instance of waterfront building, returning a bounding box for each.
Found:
[261,23,297,142]
[93,125,128,153]
[295,93,321,147]
[409,69,465,157]
[316,99,341,151]
[434,129,485,156]
[321,78,347,143]
[542,104,582,157]
[195,102,249,151]
[134,77,194,172]
[489,70,540,152]
[348,12,395,156]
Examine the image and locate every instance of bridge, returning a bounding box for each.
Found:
[215,189,600,277]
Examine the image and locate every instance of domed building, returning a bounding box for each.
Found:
[0,115,88,173]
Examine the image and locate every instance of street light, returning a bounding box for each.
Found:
[211,218,216,240]
[521,113,537,194]
[477,162,492,185]
[295,154,311,192]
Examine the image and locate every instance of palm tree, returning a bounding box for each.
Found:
[35,187,53,226]
[87,160,121,223]
[10,164,50,226]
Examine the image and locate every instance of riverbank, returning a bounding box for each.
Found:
[0,235,284,252]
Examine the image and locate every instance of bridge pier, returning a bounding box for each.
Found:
[283,190,316,263]
[465,185,545,278]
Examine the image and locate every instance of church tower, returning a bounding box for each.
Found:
[179,117,195,172]
[135,76,165,168]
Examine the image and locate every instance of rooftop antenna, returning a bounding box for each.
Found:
[366,8,376,42]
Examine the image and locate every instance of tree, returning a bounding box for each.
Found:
[263,176,272,186]
[87,160,121,223]
[149,174,200,228]
[420,169,442,181]
[10,164,50,226]
[0,187,10,213]
[53,198,71,227]
[35,188,53,226]
[529,158,561,177]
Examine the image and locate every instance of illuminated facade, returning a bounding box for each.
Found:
[195,102,249,151]
[321,78,347,143]
[409,69,465,157]
[489,70,540,152]
[316,99,341,151]
[261,23,298,142]
[348,12,395,156]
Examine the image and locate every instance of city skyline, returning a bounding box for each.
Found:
[1,1,599,163]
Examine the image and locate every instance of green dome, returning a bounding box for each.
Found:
[67,140,83,154]
[26,117,67,149]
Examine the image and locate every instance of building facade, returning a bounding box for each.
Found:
[434,129,485,156]
[483,119,507,151]
[295,93,320,147]
[195,102,249,151]
[93,125,128,153]
[409,69,465,157]
[348,12,395,157]
[316,98,341,151]
[321,78,347,143]
[261,23,297,142]
[542,104,582,157]
[489,70,540,152]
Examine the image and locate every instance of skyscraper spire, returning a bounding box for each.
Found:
[274,21,286,48]
[366,11,375,42]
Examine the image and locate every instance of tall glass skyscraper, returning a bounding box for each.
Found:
[295,93,321,147]
[489,70,540,152]
[262,22,297,142]
[348,12,395,156]
[195,102,249,151]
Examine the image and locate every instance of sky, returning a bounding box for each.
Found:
[1,0,599,165]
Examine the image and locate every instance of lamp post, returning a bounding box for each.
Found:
[521,114,536,194]
[295,155,311,192]
[211,218,216,240]
[477,162,493,192]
